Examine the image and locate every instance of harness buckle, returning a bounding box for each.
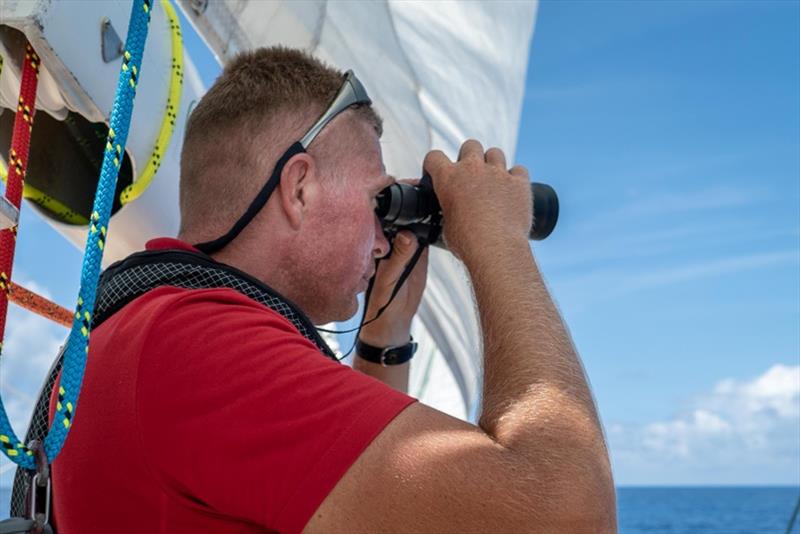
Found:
[27,440,51,533]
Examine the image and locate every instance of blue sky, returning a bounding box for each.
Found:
[522,0,799,484]
[0,0,798,490]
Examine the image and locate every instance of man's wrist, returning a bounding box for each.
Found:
[460,234,531,267]
[357,328,412,349]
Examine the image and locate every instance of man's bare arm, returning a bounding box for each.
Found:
[467,235,605,449]
[353,357,409,392]
[467,235,615,527]
[305,142,615,532]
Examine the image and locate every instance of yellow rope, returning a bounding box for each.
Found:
[120,0,183,205]
[0,160,89,225]
[0,0,182,223]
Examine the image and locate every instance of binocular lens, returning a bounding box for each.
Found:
[530,183,559,240]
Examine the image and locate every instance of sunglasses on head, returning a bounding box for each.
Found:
[195,70,373,254]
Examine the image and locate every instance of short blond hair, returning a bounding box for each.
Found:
[179,47,382,237]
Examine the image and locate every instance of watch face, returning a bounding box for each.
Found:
[381,342,417,366]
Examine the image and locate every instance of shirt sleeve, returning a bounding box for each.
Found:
[135,288,417,533]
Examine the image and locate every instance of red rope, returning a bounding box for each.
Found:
[0,43,40,351]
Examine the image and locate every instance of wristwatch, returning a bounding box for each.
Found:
[356,337,418,366]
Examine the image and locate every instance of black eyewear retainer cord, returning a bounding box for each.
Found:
[194,70,370,255]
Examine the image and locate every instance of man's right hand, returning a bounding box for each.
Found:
[423,140,533,261]
[305,139,616,534]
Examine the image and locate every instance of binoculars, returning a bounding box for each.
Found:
[375,174,559,249]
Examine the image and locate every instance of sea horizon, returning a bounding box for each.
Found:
[2,483,798,531]
[617,484,799,488]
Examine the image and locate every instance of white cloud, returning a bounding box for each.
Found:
[10,275,55,303]
[609,364,800,485]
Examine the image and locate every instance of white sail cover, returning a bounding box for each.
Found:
[178,0,537,419]
[0,0,536,421]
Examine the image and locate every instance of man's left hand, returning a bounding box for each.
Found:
[358,196,429,348]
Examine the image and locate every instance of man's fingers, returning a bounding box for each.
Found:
[389,231,418,264]
[509,164,530,180]
[485,147,506,168]
[458,139,484,161]
[423,150,452,179]
[374,232,418,288]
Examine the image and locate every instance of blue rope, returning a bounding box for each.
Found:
[0,0,154,469]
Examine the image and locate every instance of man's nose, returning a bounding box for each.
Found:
[373,216,390,259]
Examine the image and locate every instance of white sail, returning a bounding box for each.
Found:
[0,0,537,420]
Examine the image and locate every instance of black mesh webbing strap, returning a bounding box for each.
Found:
[92,248,336,358]
[9,246,338,518]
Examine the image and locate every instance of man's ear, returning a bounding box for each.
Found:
[277,152,317,230]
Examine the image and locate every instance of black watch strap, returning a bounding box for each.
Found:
[356,337,417,366]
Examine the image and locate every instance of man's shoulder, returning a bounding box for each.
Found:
[118,285,304,337]
[117,284,332,395]
[93,284,318,371]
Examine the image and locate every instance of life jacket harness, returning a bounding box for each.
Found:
[92,247,337,357]
[8,246,337,528]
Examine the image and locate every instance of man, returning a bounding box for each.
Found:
[50,47,615,532]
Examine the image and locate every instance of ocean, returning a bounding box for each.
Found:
[617,487,800,534]
[0,484,798,532]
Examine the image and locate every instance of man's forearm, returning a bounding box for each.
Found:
[354,356,409,393]
[466,237,596,428]
[465,236,614,515]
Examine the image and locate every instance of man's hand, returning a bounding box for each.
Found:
[353,179,429,393]
[357,181,429,349]
[308,144,615,534]
[358,235,429,348]
[424,140,532,263]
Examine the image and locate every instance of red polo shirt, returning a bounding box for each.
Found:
[51,238,416,533]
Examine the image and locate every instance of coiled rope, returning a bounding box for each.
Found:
[121,0,182,205]
[0,0,154,469]
[0,0,182,221]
